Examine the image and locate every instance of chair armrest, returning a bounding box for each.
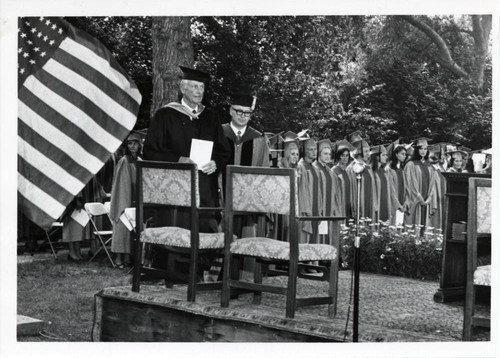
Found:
[297,216,346,222]
[198,207,224,212]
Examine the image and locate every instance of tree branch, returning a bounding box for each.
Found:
[401,15,468,78]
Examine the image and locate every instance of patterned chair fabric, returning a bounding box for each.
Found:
[473,265,491,286]
[141,226,235,249]
[230,237,337,261]
[142,167,200,208]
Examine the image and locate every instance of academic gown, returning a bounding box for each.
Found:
[374,167,401,223]
[313,161,343,245]
[143,103,231,233]
[429,165,446,232]
[346,160,379,221]
[332,165,352,218]
[387,166,406,225]
[296,158,322,243]
[222,123,270,239]
[109,155,137,254]
[404,160,437,228]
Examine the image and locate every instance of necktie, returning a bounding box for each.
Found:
[237,130,242,142]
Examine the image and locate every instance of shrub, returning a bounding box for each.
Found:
[340,219,443,281]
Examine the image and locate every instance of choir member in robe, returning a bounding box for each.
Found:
[332,139,355,218]
[371,144,401,223]
[345,131,379,221]
[446,150,468,173]
[428,145,447,232]
[313,139,343,245]
[387,140,407,225]
[296,137,321,243]
[404,137,438,228]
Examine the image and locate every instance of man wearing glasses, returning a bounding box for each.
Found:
[222,93,270,170]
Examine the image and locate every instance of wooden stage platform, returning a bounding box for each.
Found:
[93,275,459,342]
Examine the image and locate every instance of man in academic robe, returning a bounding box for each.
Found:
[143,66,231,233]
[296,137,322,243]
[222,93,270,239]
[345,131,379,221]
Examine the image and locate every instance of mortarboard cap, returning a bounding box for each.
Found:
[351,139,370,157]
[370,145,387,155]
[386,139,402,158]
[179,66,210,83]
[284,140,299,151]
[126,131,142,143]
[297,129,310,140]
[282,131,297,142]
[346,130,369,144]
[333,139,355,156]
[317,139,333,153]
[230,93,256,109]
[412,137,431,147]
[446,150,467,159]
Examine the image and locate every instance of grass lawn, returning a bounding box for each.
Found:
[17,254,132,342]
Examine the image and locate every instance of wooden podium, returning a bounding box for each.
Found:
[433,172,491,303]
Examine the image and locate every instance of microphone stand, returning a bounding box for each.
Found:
[352,161,365,342]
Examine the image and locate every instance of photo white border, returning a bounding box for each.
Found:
[1,0,498,357]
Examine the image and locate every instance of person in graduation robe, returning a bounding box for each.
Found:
[332,139,354,218]
[296,137,322,243]
[387,140,408,225]
[279,134,300,169]
[428,146,447,232]
[312,139,343,245]
[404,137,438,229]
[446,150,468,173]
[371,145,401,223]
[109,132,142,268]
[222,93,270,240]
[345,132,379,221]
[142,66,231,233]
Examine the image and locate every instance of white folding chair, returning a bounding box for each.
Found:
[34,221,63,259]
[85,202,115,267]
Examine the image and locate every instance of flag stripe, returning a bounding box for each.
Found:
[21,74,123,155]
[43,57,137,130]
[18,136,85,196]
[18,118,93,181]
[18,192,60,228]
[18,98,104,174]
[18,85,111,161]
[18,155,75,206]
[53,48,140,116]
[59,38,142,104]
[18,172,67,220]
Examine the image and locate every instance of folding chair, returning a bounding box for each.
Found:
[463,177,491,340]
[132,161,231,302]
[85,202,115,267]
[221,165,345,319]
[32,221,63,259]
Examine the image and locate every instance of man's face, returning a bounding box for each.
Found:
[288,149,299,164]
[180,80,205,106]
[319,147,332,164]
[230,105,253,128]
[305,142,317,161]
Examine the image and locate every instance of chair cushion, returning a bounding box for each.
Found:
[141,227,228,249]
[230,237,337,261]
[473,265,491,286]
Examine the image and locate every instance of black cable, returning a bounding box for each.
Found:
[343,264,355,342]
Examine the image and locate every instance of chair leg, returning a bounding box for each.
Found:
[328,259,339,318]
[286,262,298,319]
[165,252,176,288]
[132,241,143,292]
[253,260,263,304]
[187,251,198,302]
[44,232,58,259]
[463,284,476,341]
[221,254,232,307]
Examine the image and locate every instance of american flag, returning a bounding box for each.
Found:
[18,17,142,230]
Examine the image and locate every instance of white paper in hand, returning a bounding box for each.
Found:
[318,221,328,235]
[71,209,89,227]
[120,208,136,231]
[395,210,404,226]
[190,139,213,169]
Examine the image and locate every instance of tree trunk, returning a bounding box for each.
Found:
[470,15,492,91]
[151,17,193,117]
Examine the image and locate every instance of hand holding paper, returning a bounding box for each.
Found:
[190,139,214,173]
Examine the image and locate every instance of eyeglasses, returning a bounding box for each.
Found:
[232,107,253,118]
